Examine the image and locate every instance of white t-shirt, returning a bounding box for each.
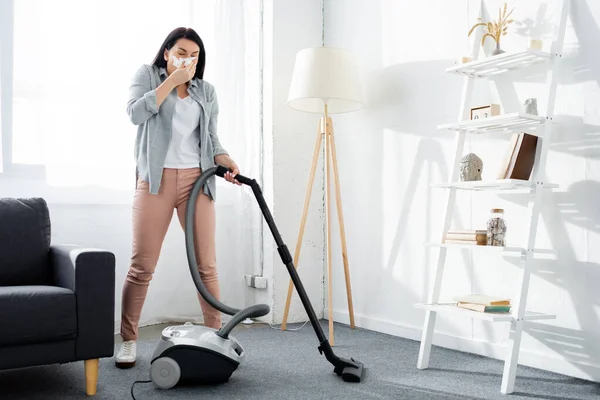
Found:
[163,95,202,168]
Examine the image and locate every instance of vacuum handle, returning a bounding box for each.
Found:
[215,165,253,186]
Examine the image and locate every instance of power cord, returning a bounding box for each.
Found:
[243,317,310,331]
[130,379,152,400]
[269,320,309,331]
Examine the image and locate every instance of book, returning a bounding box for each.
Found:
[453,294,511,306]
[457,302,511,313]
[497,133,520,179]
[446,230,487,243]
[499,133,538,180]
[443,239,486,245]
[446,230,487,235]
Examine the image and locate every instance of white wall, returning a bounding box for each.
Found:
[325,0,600,382]
[265,0,326,324]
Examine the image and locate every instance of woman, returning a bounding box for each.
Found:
[116,27,240,368]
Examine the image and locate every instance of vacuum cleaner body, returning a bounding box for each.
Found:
[150,322,245,389]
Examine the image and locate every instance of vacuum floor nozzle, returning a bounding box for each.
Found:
[334,357,365,383]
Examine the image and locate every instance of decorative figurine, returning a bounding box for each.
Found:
[459,153,483,181]
[522,98,538,115]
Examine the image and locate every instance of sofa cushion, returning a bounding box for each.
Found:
[0,286,77,346]
[0,197,51,286]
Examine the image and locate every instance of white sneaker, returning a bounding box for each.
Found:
[115,340,136,368]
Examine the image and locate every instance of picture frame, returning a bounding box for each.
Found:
[470,104,501,120]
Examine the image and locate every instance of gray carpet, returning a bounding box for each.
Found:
[0,321,598,400]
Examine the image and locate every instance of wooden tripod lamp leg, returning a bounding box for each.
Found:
[328,123,356,329]
[325,117,335,345]
[281,122,324,330]
[280,111,356,341]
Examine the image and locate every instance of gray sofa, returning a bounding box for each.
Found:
[0,197,116,396]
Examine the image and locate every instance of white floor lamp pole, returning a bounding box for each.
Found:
[281,47,363,345]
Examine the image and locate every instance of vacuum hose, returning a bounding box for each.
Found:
[184,166,270,339]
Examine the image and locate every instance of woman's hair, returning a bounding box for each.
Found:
[152,27,206,80]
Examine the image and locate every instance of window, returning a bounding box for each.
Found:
[1,0,262,196]
[0,0,13,175]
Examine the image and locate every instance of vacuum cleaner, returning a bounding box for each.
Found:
[149,165,364,390]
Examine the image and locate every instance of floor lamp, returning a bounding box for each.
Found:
[281,47,363,345]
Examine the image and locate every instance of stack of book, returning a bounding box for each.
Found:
[454,294,511,313]
[444,229,487,245]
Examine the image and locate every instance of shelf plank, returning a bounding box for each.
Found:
[414,303,556,322]
[424,242,526,256]
[437,112,545,136]
[430,179,559,191]
[522,311,558,321]
[446,50,552,78]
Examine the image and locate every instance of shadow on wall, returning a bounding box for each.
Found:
[534,181,600,382]
[569,1,600,91]
[362,54,472,318]
[499,180,600,381]
[365,59,464,136]
[384,138,447,271]
[496,2,600,381]
[487,0,600,90]
[513,2,557,46]
[380,136,470,306]
[548,115,600,160]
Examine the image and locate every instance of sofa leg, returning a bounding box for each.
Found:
[84,358,99,395]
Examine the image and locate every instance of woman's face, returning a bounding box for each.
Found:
[164,38,200,74]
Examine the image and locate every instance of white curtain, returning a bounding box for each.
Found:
[11,0,263,319]
[0,0,9,175]
[12,0,261,187]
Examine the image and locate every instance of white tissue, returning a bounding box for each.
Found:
[171,56,196,68]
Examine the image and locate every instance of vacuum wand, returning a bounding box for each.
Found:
[215,165,365,383]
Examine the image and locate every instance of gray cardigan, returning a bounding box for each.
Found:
[126,64,228,199]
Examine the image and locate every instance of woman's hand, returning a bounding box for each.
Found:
[168,58,197,86]
[215,154,241,185]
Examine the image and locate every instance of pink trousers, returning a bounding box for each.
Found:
[120,168,221,341]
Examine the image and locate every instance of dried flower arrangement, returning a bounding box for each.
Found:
[468,2,515,55]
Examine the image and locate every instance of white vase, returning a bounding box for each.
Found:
[492,42,505,56]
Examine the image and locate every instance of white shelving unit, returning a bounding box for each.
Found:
[424,242,526,256]
[414,303,557,323]
[430,178,558,191]
[437,112,545,136]
[414,0,570,395]
[445,49,552,78]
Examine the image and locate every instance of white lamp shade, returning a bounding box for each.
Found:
[287,47,363,114]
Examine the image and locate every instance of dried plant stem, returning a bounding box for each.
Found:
[468,2,514,48]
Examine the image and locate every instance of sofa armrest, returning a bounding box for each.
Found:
[51,245,116,360]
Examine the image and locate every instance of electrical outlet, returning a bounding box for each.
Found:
[244,275,268,289]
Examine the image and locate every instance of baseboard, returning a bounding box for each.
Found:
[329,309,600,383]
